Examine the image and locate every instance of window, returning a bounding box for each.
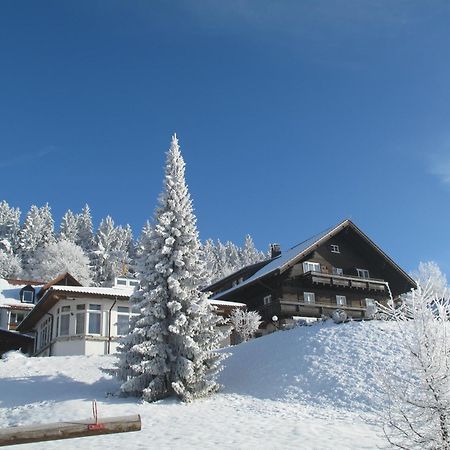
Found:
[59,306,71,336]
[88,304,101,335]
[336,295,347,306]
[21,290,34,303]
[129,280,140,287]
[263,295,272,305]
[10,312,25,324]
[333,267,344,276]
[357,268,370,279]
[76,304,86,335]
[304,292,315,304]
[116,279,127,286]
[330,244,340,253]
[117,306,130,335]
[302,261,321,274]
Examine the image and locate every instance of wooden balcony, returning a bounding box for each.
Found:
[300,271,387,292]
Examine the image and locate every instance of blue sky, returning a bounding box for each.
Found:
[1,1,450,276]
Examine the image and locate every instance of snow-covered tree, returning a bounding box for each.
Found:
[18,204,55,275]
[411,261,448,299]
[229,308,262,342]
[109,134,225,403]
[59,209,78,243]
[30,240,92,286]
[0,250,22,278]
[75,204,95,252]
[93,215,116,285]
[378,282,450,449]
[225,241,242,274]
[240,234,264,267]
[0,201,21,252]
[93,217,134,286]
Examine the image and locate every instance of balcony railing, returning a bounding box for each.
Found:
[298,271,387,292]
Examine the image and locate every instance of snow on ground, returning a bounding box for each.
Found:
[0,321,393,449]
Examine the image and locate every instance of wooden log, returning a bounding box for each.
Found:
[0,414,141,447]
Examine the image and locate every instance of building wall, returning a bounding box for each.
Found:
[33,296,131,356]
[0,309,9,329]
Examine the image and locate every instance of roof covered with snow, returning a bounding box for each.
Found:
[213,219,417,299]
[213,221,343,299]
[49,285,135,298]
[0,279,42,310]
[209,299,246,308]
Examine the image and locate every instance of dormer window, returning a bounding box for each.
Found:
[20,286,35,304]
[330,244,340,253]
[357,268,370,279]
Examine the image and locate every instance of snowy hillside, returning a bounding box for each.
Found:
[0,322,392,449]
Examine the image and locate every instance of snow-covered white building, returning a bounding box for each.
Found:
[0,278,43,331]
[17,274,136,356]
[16,273,244,356]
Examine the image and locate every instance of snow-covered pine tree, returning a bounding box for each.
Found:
[201,238,220,285]
[225,241,242,274]
[18,204,55,275]
[0,250,22,278]
[59,209,78,243]
[110,134,225,403]
[93,215,117,286]
[0,201,21,253]
[75,204,95,252]
[241,234,264,267]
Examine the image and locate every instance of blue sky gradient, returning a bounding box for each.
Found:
[1,1,450,275]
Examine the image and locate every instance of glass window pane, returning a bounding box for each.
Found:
[76,313,85,334]
[117,314,129,335]
[89,304,101,311]
[117,306,129,313]
[88,313,101,334]
[60,314,70,336]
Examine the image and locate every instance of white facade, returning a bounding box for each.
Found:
[34,295,133,357]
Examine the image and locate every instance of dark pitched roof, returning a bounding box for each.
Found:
[213,219,416,299]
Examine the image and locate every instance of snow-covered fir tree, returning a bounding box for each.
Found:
[0,201,21,253]
[109,134,225,403]
[18,204,55,275]
[75,204,95,252]
[240,234,265,267]
[30,240,92,285]
[0,250,22,278]
[59,209,78,243]
[93,217,134,286]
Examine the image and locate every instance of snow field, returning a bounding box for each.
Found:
[0,321,392,449]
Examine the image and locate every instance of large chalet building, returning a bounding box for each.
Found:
[207,219,416,330]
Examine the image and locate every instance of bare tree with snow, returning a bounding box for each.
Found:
[378,281,450,449]
[230,308,262,342]
[109,134,225,403]
[411,260,448,299]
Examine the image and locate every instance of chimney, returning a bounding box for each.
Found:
[270,243,281,258]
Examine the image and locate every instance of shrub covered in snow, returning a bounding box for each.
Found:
[331,309,347,324]
[229,308,262,342]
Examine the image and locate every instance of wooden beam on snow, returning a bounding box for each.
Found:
[0,414,141,447]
